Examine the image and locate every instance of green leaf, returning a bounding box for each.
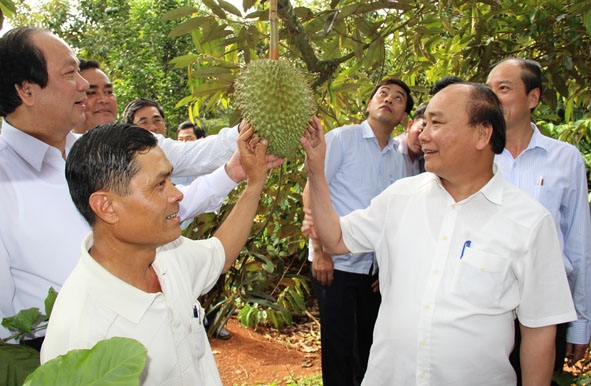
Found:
[0,344,40,386]
[190,65,234,77]
[169,54,199,69]
[23,337,147,386]
[1,308,42,335]
[0,0,16,17]
[43,288,58,320]
[202,0,227,20]
[218,0,242,17]
[160,5,198,21]
[168,16,210,38]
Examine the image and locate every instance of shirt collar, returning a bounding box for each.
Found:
[361,120,395,150]
[80,233,159,323]
[0,120,78,172]
[525,122,550,153]
[426,164,504,206]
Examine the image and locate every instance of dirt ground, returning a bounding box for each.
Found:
[210,317,322,386]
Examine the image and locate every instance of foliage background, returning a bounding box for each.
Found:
[6,0,591,344]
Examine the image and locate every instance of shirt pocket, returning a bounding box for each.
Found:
[532,186,562,215]
[189,302,207,359]
[451,248,510,308]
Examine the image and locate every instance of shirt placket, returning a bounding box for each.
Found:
[416,202,458,385]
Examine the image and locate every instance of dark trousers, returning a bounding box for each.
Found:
[510,319,567,386]
[311,269,381,386]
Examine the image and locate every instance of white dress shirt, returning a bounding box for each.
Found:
[41,234,225,386]
[340,169,576,385]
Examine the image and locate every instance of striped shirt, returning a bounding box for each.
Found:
[308,120,406,274]
[495,122,591,344]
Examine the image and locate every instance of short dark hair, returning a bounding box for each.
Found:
[495,57,543,96]
[369,78,414,114]
[122,98,165,124]
[65,123,158,226]
[0,27,49,116]
[465,83,506,154]
[412,103,428,120]
[430,76,464,95]
[79,59,101,72]
[177,120,206,138]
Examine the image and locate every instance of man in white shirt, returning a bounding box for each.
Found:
[301,82,576,385]
[41,123,268,385]
[0,27,279,343]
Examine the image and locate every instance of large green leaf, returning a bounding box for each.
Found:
[0,344,40,386]
[23,337,147,386]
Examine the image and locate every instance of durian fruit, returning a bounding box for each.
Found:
[234,59,316,158]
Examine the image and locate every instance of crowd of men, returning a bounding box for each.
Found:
[1,26,589,386]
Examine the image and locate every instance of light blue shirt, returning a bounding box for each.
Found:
[308,120,406,274]
[495,123,591,344]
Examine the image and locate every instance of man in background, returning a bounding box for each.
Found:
[487,57,591,383]
[394,102,426,176]
[177,120,206,141]
[123,97,167,136]
[71,59,117,135]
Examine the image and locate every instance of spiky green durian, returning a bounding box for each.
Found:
[234,59,316,158]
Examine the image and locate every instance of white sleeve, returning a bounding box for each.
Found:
[157,125,239,178]
[0,235,16,341]
[177,165,238,221]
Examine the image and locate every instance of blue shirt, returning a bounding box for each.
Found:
[495,123,591,344]
[308,120,406,274]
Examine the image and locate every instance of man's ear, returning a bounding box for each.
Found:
[15,81,36,106]
[89,192,118,224]
[527,87,541,110]
[475,123,493,151]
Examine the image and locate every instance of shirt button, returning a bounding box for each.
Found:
[451,204,457,210]
[433,269,440,275]
[442,236,448,241]
[424,304,431,310]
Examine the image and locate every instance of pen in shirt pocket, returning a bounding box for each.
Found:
[460,240,471,259]
[193,303,201,324]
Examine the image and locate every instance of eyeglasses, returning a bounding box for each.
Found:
[134,117,165,128]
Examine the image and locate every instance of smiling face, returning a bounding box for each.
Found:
[81,67,118,131]
[30,32,89,135]
[112,146,183,247]
[420,84,485,183]
[366,84,409,129]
